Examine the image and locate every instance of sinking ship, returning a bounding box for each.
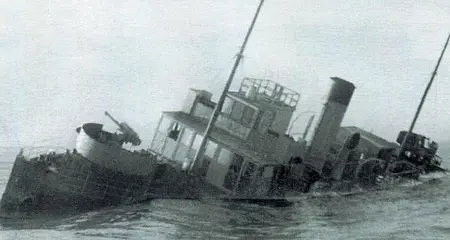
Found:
[0,75,444,214]
[1,0,448,214]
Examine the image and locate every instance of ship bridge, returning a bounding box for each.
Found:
[148,77,306,195]
[223,78,300,137]
[149,77,303,164]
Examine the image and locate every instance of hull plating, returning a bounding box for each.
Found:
[0,151,154,214]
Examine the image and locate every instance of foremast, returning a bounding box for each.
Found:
[189,0,266,173]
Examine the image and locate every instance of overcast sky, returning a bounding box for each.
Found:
[0,0,449,149]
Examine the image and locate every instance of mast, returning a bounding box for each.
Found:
[189,0,266,173]
[397,33,450,160]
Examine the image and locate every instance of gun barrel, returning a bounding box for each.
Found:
[104,111,120,126]
[104,111,142,146]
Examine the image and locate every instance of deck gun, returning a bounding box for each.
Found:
[104,111,142,146]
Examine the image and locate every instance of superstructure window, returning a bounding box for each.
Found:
[187,134,203,159]
[222,97,257,127]
[191,134,203,151]
[180,128,194,146]
[218,148,233,165]
[241,106,256,126]
[237,161,256,191]
[231,101,245,121]
[159,116,173,133]
[223,152,244,190]
[168,122,181,141]
[205,140,218,158]
[222,98,234,115]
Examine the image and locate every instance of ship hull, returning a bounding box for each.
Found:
[0,150,154,215]
[147,157,444,206]
[147,161,314,205]
[0,122,161,215]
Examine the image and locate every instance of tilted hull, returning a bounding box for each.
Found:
[0,149,155,215]
[0,122,162,215]
[147,160,316,206]
[147,155,443,206]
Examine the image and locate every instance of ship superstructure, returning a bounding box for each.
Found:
[147,76,359,199]
[149,78,304,196]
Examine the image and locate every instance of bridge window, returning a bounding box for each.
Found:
[231,101,245,120]
[168,122,181,141]
[222,98,234,115]
[205,140,218,158]
[218,147,233,165]
[180,128,194,146]
[222,97,257,128]
[157,116,182,141]
[223,152,244,190]
[242,106,256,126]
[159,116,173,133]
[188,134,203,159]
[237,161,256,192]
[255,110,274,133]
[192,134,203,148]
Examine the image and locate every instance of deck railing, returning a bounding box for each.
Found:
[238,78,300,108]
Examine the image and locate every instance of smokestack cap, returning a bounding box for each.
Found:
[328,77,356,106]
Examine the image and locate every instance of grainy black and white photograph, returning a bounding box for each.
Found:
[0,0,449,239]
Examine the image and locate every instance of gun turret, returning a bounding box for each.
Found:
[104,111,142,146]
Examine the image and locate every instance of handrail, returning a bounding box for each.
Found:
[239,78,300,108]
